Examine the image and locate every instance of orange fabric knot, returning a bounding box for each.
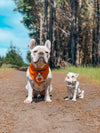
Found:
[29,63,49,86]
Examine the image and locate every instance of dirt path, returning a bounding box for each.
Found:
[0,70,100,133]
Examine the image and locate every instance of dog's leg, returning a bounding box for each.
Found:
[50,84,53,92]
[72,81,79,101]
[24,81,33,103]
[79,90,84,99]
[77,87,84,99]
[49,84,53,96]
[26,84,28,90]
[65,87,71,100]
[78,87,81,94]
[44,85,52,102]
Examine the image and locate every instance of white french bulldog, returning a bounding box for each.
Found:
[24,39,52,103]
[65,72,84,101]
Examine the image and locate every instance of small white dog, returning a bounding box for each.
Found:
[24,39,52,103]
[65,72,84,101]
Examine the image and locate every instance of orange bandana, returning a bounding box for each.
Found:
[29,63,49,86]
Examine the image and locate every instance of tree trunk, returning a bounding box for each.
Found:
[49,0,53,46]
[92,27,97,66]
[44,0,48,42]
[75,0,82,66]
[53,1,56,52]
[89,28,93,65]
[69,0,76,65]
[97,0,100,65]
[49,0,53,68]
[40,13,43,45]
[52,1,57,68]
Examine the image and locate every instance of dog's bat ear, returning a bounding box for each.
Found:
[29,39,36,50]
[75,73,79,77]
[45,40,51,51]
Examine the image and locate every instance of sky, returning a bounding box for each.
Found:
[0,0,30,63]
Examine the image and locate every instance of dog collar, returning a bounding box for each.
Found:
[29,63,49,86]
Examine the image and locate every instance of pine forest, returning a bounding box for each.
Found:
[13,0,100,68]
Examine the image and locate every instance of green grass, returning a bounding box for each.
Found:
[52,66,100,82]
[0,66,12,70]
[0,66,13,74]
[0,64,28,74]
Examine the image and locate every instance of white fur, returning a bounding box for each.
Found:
[65,72,84,101]
[24,39,52,103]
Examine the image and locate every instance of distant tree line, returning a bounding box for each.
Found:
[0,45,25,67]
[13,0,100,68]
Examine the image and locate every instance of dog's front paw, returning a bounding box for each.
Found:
[65,98,70,100]
[45,97,52,102]
[72,98,76,101]
[24,98,32,103]
[45,99,52,102]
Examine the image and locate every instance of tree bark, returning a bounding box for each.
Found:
[53,1,56,52]
[75,0,82,66]
[69,0,76,65]
[49,0,53,68]
[39,13,43,45]
[44,0,48,42]
[97,0,100,65]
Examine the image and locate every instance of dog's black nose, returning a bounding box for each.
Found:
[39,52,44,56]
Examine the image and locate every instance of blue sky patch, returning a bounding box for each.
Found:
[0,15,13,29]
[0,0,30,63]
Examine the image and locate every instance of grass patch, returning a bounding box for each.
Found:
[0,67,12,71]
[0,64,28,75]
[0,66,14,75]
[52,66,100,82]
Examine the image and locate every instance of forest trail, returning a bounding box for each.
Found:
[0,70,100,133]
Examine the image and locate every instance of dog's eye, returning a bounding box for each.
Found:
[45,51,48,54]
[34,50,38,53]
[72,76,75,78]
